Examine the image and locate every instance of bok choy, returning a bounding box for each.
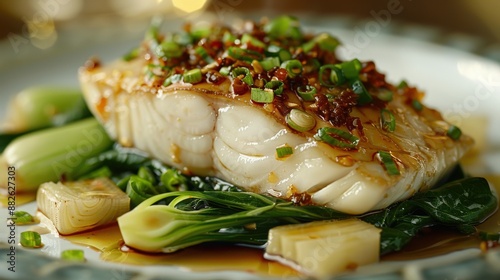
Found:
[117,176,497,254]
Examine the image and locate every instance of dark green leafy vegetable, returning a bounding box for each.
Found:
[74,146,497,255]
[363,177,497,254]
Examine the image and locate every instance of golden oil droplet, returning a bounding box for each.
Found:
[335,155,355,167]
[170,143,181,163]
[268,172,279,184]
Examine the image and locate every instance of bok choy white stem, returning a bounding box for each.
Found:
[0,118,113,192]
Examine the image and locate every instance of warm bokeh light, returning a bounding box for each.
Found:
[172,0,207,13]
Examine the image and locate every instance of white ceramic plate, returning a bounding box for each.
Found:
[1,17,500,280]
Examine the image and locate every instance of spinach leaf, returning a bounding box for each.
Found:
[363,177,498,254]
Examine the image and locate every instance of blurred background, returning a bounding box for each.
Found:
[0,0,499,62]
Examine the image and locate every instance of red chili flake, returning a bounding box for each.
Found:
[209,40,223,51]
[274,68,288,81]
[232,77,249,95]
[313,90,359,128]
[361,61,387,88]
[273,94,291,116]
[205,71,226,85]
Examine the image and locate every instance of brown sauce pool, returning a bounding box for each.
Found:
[57,175,500,277]
[4,175,499,277]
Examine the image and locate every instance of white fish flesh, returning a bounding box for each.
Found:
[78,20,473,214]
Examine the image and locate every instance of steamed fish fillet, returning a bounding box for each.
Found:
[79,59,473,215]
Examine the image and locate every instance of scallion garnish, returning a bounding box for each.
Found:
[251,88,274,103]
[280,60,303,78]
[163,74,182,86]
[241,34,266,49]
[20,231,43,248]
[265,45,292,62]
[318,64,344,87]
[302,33,340,53]
[159,41,183,58]
[380,109,396,132]
[276,144,294,158]
[377,89,393,101]
[14,211,35,225]
[412,99,423,111]
[304,58,321,73]
[398,80,408,89]
[222,31,236,45]
[231,67,254,86]
[195,46,214,63]
[259,57,280,71]
[314,127,359,149]
[264,80,284,95]
[297,85,317,101]
[263,15,302,40]
[183,69,202,84]
[447,125,462,140]
[219,66,231,76]
[378,151,400,175]
[61,249,85,262]
[351,80,373,105]
[122,48,139,62]
[286,109,316,132]
[190,26,211,40]
[340,59,362,81]
[227,47,263,62]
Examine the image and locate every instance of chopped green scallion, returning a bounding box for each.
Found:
[314,127,359,149]
[265,45,292,62]
[195,46,214,63]
[159,41,183,58]
[227,47,263,62]
[163,74,182,86]
[380,109,396,132]
[412,99,423,111]
[377,89,393,101]
[378,151,400,175]
[340,59,362,81]
[259,57,280,71]
[280,60,303,78]
[122,48,139,62]
[286,109,316,132]
[398,80,408,89]
[241,34,266,49]
[190,26,211,40]
[302,33,340,53]
[231,67,254,86]
[219,66,231,76]
[61,249,85,262]
[276,145,294,158]
[264,80,284,95]
[318,64,344,87]
[251,88,274,103]
[297,85,317,101]
[447,125,462,140]
[20,231,43,248]
[183,69,203,84]
[351,80,373,105]
[222,31,236,45]
[304,58,321,73]
[14,211,35,225]
[263,15,302,40]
